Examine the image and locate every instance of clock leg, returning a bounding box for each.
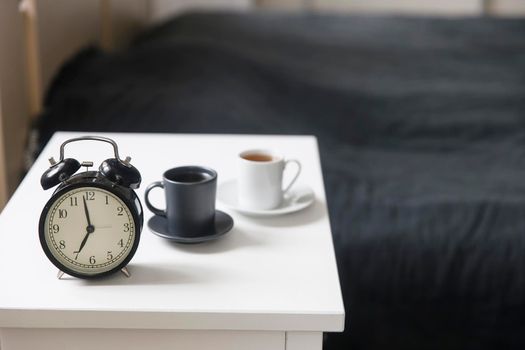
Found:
[121,266,131,278]
[57,270,65,280]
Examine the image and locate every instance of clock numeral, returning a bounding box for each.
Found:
[59,240,66,249]
[89,256,96,265]
[52,224,60,233]
[70,197,78,206]
[58,209,68,219]
[105,195,109,205]
[117,206,124,216]
[123,223,130,232]
[85,191,95,201]
[107,251,113,260]
[118,239,124,248]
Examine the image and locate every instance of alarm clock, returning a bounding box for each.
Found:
[38,136,143,279]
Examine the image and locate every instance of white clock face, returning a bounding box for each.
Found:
[43,186,136,276]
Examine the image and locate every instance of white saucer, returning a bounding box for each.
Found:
[217,180,315,217]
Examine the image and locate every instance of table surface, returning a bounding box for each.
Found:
[0,132,344,332]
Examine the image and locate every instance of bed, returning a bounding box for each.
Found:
[31,10,525,350]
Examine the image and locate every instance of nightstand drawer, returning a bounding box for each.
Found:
[0,329,285,350]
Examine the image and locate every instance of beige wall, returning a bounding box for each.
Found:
[485,0,525,16]
[311,0,481,15]
[36,0,254,92]
[106,0,150,49]
[150,0,250,21]
[257,0,525,15]
[37,0,150,94]
[37,0,100,93]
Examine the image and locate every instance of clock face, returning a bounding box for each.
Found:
[41,186,137,277]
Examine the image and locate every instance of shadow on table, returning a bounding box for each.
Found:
[246,199,325,228]
[76,263,221,286]
[166,227,263,254]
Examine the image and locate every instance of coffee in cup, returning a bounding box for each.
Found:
[144,166,217,237]
[238,149,301,210]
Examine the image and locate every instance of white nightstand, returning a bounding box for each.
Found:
[0,132,344,350]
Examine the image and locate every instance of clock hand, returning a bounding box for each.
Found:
[83,196,93,228]
[75,196,95,256]
[74,225,95,255]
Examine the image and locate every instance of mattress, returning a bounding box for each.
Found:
[37,12,525,350]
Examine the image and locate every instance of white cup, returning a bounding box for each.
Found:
[238,149,302,210]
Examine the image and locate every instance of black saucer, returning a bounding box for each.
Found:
[147,210,234,244]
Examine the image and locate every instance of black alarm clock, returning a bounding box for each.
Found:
[38,136,143,279]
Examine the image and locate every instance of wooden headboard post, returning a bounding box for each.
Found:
[19,0,43,118]
[19,0,118,121]
[0,92,8,208]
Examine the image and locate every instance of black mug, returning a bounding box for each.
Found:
[145,166,217,237]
